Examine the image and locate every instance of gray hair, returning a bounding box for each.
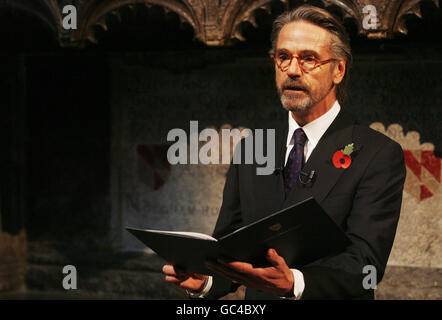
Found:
[270,5,352,103]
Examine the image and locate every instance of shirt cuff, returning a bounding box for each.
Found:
[281,269,305,300]
[186,276,213,298]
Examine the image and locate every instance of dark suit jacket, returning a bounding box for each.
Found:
[204,109,406,300]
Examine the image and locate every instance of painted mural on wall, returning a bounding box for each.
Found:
[370,123,441,268]
[370,123,440,202]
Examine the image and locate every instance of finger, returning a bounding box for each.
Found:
[162,265,191,277]
[162,265,180,276]
[163,267,189,281]
[165,275,184,283]
[265,248,285,267]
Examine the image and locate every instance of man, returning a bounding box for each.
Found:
[162,5,406,299]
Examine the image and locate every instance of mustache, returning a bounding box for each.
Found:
[281,80,308,91]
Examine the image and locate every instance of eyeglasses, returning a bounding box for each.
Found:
[271,50,338,73]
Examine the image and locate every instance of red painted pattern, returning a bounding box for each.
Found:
[137,144,171,190]
[421,150,440,182]
[403,150,440,201]
[420,185,433,201]
[403,150,421,180]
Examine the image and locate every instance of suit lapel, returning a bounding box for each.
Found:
[282,110,357,207]
[273,119,289,205]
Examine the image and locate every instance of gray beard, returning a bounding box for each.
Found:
[280,91,315,113]
[279,83,335,113]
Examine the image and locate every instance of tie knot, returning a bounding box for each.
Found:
[294,128,307,146]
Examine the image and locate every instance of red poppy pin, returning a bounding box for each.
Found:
[332,143,355,169]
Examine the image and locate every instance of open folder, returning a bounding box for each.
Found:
[126,197,351,276]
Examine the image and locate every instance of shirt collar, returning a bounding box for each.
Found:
[286,100,341,148]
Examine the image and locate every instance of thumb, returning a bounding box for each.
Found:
[266,248,283,267]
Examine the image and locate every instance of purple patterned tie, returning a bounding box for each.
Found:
[284,128,307,198]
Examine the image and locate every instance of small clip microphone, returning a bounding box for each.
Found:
[299,170,316,185]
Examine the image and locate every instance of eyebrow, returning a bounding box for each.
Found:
[276,48,322,59]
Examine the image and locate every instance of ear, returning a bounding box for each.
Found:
[332,59,346,85]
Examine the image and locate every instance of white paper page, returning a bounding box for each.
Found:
[146,229,217,241]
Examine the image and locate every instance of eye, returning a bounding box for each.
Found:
[276,50,291,60]
[278,53,289,61]
[302,55,316,63]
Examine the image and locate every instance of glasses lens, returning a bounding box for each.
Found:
[300,58,316,72]
[279,58,290,70]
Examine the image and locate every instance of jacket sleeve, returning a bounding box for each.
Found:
[300,140,406,299]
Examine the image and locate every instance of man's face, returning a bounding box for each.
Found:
[275,20,342,112]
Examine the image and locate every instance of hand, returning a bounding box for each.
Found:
[162,265,208,293]
[206,248,294,297]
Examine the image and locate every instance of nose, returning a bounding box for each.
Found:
[287,57,303,77]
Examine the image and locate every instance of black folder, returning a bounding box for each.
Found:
[126,197,351,276]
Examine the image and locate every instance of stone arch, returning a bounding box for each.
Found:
[69,0,198,47]
[0,0,61,38]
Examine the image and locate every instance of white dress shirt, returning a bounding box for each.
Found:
[189,100,341,299]
[285,100,341,164]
